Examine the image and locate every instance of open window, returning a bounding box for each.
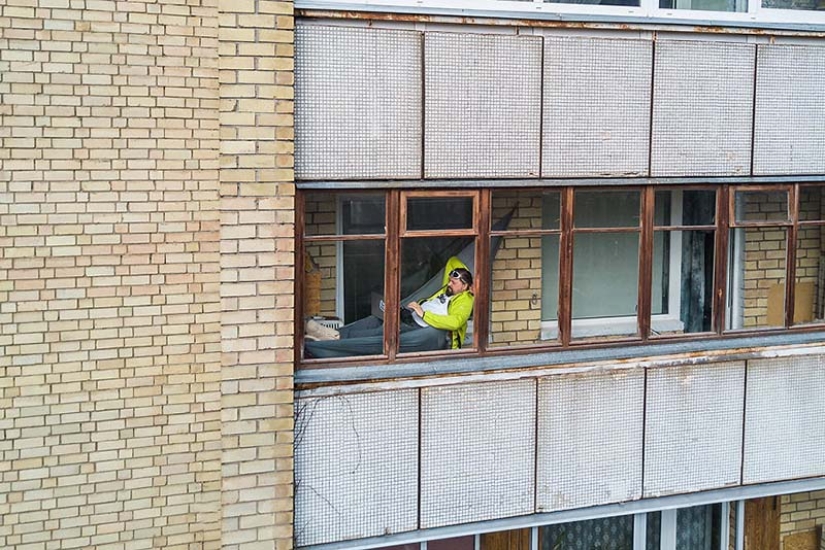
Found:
[298,183,825,368]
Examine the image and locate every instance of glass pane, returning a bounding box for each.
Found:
[302,239,386,359]
[304,192,385,236]
[540,515,634,550]
[429,536,474,550]
[652,230,715,336]
[799,184,825,222]
[733,190,790,224]
[762,0,820,9]
[548,0,640,6]
[481,529,531,550]
[677,504,724,550]
[575,190,641,228]
[407,196,473,231]
[794,224,825,326]
[400,237,475,353]
[647,512,662,550]
[491,190,561,231]
[490,235,557,347]
[572,232,639,339]
[655,189,716,227]
[727,227,788,330]
[660,0,746,11]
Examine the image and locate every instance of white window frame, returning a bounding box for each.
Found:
[296,0,825,31]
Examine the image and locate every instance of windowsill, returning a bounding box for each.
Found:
[295,330,825,386]
[540,315,684,340]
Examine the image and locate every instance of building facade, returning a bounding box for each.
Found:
[2,1,825,550]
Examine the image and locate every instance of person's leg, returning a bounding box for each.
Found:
[398,326,449,353]
[338,315,384,339]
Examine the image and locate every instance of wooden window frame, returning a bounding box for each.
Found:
[296,183,825,369]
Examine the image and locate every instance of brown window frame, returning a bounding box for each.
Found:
[296,184,825,369]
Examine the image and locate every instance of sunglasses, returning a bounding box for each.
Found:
[449,269,471,285]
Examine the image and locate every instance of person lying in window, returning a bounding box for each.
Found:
[405,257,474,350]
[305,256,474,352]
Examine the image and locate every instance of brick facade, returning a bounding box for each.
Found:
[1,0,294,548]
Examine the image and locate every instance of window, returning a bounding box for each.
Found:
[298,184,825,367]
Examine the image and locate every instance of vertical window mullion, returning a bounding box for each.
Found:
[661,509,678,550]
[639,187,654,340]
[633,513,648,550]
[715,186,730,334]
[734,501,745,550]
[559,187,575,347]
[476,189,491,353]
[386,190,401,360]
[295,191,307,365]
[785,184,799,328]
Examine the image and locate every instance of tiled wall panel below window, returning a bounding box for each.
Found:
[537,369,645,512]
[420,380,536,528]
[294,391,420,546]
[644,362,746,497]
[743,354,825,484]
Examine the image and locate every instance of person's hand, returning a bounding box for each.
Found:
[407,301,424,317]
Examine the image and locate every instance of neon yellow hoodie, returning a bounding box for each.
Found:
[420,256,474,349]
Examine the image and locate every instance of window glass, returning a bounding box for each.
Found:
[429,536,474,550]
[303,239,386,359]
[761,0,820,9]
[305,192,385,236]
[652,229,716,335]
[547,0,640,7]
[575,190,640,229]
[492,190,561,231]
[407,196,474,232]
[490,235,558,346]
[794,224,825,326]
[727,226,788,330]
[572,232,640,339]
[400,237,476,353]
[655,190,716,227]
[659,0,746,11]
[540,515,634,550]
[677,504,724,550]
[733,190,790,224]
[799,185,825,222]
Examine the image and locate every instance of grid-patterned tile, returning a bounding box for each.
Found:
[420,380,536,528]
[754,44,825,175]
[543,37,652,177]
[743,354,825,484]
[295,25,422,180]
[644,362,745,497]
[294,391,419,546]
[537,369,644,512]
[424,32,542,178]
[651,40,755,177]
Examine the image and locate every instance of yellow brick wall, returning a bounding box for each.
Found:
[490,191,546,346]
[740,191,823,327]
[218,0,295,548]
[1,0,295,548]
[0,0,224,548]
[303,195,338,318]
[781,490,825,542]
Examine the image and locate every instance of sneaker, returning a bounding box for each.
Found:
[306,319,340,341]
